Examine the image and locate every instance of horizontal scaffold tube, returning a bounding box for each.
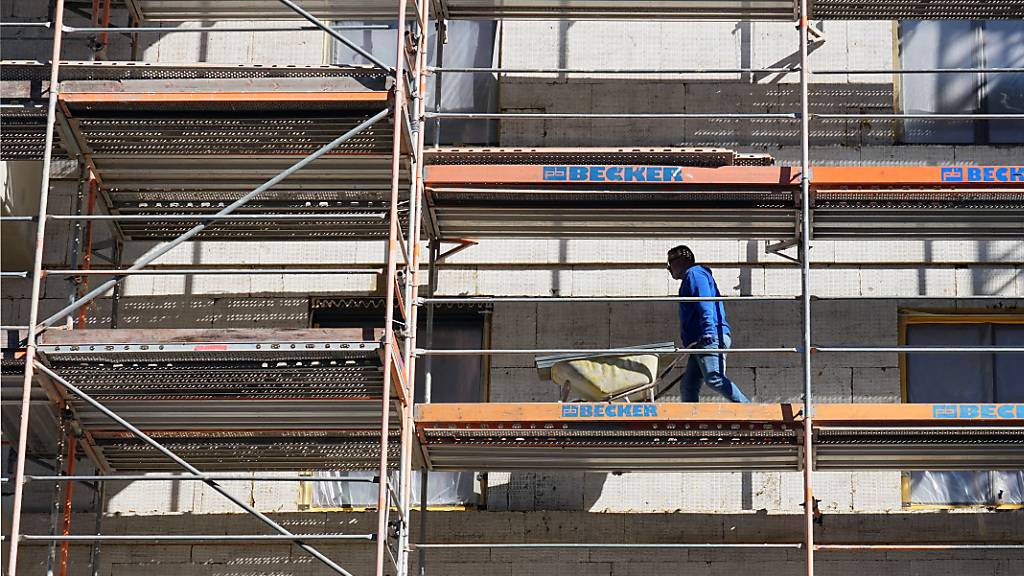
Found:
[40,268,382,276]
[417,347,799,356]
[415,543,801,549]
[21,475,378,483]
[15,534,374,542]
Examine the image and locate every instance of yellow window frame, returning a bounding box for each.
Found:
[898,309,1024,510]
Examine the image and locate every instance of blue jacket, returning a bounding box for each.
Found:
[678,265,730,347]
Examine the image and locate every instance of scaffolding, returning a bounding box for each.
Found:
[1,1,1023,576]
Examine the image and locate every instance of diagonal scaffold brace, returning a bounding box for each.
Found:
[32,361,361,576]
[277,0,394,72]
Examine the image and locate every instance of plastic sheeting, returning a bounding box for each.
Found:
[901,20,1024,144]
[333,20,499,144]
[312,470,475,508]
[906,321,1024,506]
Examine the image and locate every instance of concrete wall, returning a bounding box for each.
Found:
[12,510,1024,575]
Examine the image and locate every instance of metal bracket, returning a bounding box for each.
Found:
[436,238,478,262]
[766,239,800,264]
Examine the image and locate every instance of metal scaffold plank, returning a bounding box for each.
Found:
[30,328,406,472]
[415,402,1023,472]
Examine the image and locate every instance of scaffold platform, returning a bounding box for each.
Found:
[0,61,407,241]
[416,403,1024,472]
[424,156,1024,239]
[35,328,404,471]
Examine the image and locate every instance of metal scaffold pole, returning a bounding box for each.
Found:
[7,1,66,572]
[798,3,815,575]
[376,0,411,572]
[397,0,432,572]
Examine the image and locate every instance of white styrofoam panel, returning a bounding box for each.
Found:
[955,268,1022,297]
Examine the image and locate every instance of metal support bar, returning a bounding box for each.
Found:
[41,268,383,276]
[416,347,798,356]
[816,113,1024,119]
[429,66,800,74]
[375,0,411,572]
[0,214,388,222]
[815,544,1024,551]
[44,412,68,576]
[19,534,375,542]
[7,2,66,571]
[37,108,392,330]
[422,243,439,404]
[32,361,358,576]
[24,475,379,483]
[43,211,387,219]
[420,296,796,304]
[815,346,1024,353]
[88,477,104,576]
[63,24,392,33]
[425,112,798,119]
[815,68,1024,74]
[798,8,815,576]
[277,0,392,72]
[415,543,802,549]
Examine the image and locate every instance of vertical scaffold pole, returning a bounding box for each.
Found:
[398,0,432,573]
[376,0,410,573]
[798,3,815,576]
[7,2,66,573]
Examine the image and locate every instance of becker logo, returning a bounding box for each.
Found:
[933,404,1024,419]
[940,166,1024,183]
[561,404,659,418]
[542,165,685,183]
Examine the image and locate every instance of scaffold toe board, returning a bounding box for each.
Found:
[36,328,405,472]
[424,161,1024,239]
[416,403,1024,472]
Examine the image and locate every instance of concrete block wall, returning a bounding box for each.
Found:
[12,510,1024,575]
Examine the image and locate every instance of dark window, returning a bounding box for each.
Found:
[904,318,1024,506]
[900,21,1024,144]
[308,300,487,507]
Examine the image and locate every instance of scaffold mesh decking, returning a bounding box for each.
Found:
[1,1,1022,576]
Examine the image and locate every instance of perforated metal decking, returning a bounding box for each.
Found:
[128,0,1024,20]
[36,328,403,471]
[416,403,1024,472]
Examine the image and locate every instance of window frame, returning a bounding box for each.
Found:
[898,309,1024,510]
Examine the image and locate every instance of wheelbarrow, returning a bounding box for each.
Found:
[535,342,685,403]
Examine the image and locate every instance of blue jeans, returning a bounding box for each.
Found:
[680,333,750,403]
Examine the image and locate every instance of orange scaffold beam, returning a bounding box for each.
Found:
[415,402,1024,427]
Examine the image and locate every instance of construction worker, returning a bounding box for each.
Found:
[667,245,750,403]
